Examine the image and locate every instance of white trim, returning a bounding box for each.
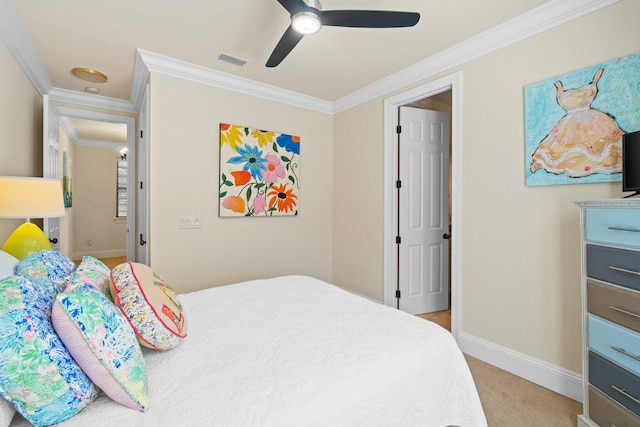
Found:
[136,49,334,115]
[71,249,126,262]
[49,87,136,113]
[0,0,52,96]
[333,0,620,114]
[1,0,618,116]
[459,331,583,402]
[75,139,126,150]
[59,116,79,144]
[383,72,463,340]
[60,113,127,149]
[54,106,137,262]
[130,51,150,112]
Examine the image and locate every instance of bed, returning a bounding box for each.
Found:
[6,273,486,426]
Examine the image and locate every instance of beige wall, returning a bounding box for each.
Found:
[2,0,637,380]
[332,0,639,373]
[71,144,127,261]
[0,37,43,243]
[148,74,334,294]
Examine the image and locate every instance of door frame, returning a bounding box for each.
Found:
[383,71,462,341]
[51,104,137,261]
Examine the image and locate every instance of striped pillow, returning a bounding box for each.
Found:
[52,282,148,411]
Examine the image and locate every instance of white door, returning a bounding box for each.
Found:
[136,85,150,264]
[42,95,61,251]
[398,106,450,315]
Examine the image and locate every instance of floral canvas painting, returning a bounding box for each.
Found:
[63,151,72,208]
[525,52,640,186]
[219,123,300,217]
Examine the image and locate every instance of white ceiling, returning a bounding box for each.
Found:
[5,0,617,143]
[10,0,552,103]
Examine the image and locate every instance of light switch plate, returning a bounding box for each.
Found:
[178,216,201,229]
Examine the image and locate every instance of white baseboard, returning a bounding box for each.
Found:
[458,331,583,403]
[71,249,126,262]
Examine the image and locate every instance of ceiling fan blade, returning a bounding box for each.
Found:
[266,25,305,67]
[277,0,308,15]
[320,10,420,28]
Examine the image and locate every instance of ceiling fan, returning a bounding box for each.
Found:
[266,0,420,67]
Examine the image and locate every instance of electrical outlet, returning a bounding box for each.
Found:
[178,216,201,229]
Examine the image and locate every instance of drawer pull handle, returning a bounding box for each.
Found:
[609,266,640,276]
[612,385,640,405]
[612,345,640,362]
[609,306,640,319]
[608,226,640,232]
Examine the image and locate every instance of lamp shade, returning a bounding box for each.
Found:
[0,176,65,219]
[0,176,65,259]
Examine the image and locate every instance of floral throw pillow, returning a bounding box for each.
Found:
[110,263,187,351]
[72,256,111,299]
[0,275,97,427]
[15,250,76,298]
[52,282,148,411]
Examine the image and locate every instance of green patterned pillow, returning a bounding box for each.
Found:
[73,256,111,299]
[52,281,148,411]
[0,275,97,427]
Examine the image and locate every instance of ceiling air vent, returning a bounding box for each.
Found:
[217,53,248,67]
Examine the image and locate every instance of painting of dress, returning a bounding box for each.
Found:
[525,52,640,186]
[219,123,300,217]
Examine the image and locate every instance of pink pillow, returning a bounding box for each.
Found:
[110,262,187,351]
[52,282,148,411]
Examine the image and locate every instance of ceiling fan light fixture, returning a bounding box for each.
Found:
[291,11,321,34]
[70,67,108,83]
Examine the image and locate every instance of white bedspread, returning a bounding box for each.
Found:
[11,275,486,426]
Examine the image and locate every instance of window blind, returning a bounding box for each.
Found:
[116,160,127,218]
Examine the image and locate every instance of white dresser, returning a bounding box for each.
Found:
[577,199,640,427]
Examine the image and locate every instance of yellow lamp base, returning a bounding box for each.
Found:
[2,222,53,260]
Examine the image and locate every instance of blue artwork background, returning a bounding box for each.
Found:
[525,52,640,186]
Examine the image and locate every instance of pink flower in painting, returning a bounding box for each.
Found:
[252,195,266,215]
[262,154,285,184]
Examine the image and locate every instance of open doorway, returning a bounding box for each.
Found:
[61,117,128,263]
[43,100,137,263]
[383,72,462,341]
[398,96,452,325]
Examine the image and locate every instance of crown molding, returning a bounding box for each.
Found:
[135,49,334,115]
[1,0,620,116]
[59,116,79,144]
[74,138,126,149]
[59,114,126,149]
[130,51,150,112]
[49,87,136,113]
[0,0,52,96]
[332,0,621,114]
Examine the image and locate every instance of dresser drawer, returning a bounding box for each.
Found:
[590,351,640,417]
[589,315,640,376]
[590,386,640,427]
[588,279,640,334]
[586,208,640,248]
[587,244,640,292]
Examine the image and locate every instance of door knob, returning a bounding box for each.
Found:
[442,233,451,240]
[139,234,147,246]
[49,238,58,244]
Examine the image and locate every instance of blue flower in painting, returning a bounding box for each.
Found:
[276,134,300,155]
[227,145,267,181]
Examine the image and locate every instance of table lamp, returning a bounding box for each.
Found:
[0,176,65,259]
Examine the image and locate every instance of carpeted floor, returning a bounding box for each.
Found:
[465,355,582,426]
[418,310,582,426]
